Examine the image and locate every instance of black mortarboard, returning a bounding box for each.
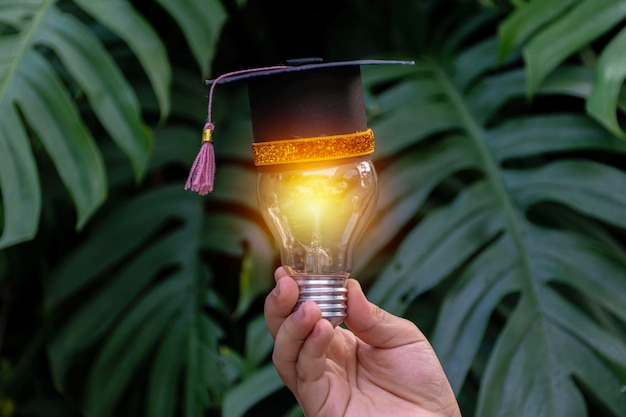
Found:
[185,58,414,194]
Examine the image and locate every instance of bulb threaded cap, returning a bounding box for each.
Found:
[294,276,348,327]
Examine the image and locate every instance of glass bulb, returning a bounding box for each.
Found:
[257,158,378,326]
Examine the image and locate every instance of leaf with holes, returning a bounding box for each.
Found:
[364,14,626,417]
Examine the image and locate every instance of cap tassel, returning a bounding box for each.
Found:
[185,64,290,195]
[185,122,215,195]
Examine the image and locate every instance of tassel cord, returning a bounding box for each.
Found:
[185,65,290,195]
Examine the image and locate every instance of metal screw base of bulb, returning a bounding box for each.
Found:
[294,275,348,327]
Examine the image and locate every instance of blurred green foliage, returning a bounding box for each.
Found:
[0,1,625,416]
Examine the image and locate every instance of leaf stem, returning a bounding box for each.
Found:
[428,60,535,292]
[0,0,54,104]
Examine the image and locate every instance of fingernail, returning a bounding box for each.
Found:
[273,279,281,297]
[294,304,306,321]
[311,322,321,337]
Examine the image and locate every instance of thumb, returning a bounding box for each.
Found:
[343,279,425,348]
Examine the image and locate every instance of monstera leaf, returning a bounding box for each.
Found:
[45,171,276,417]
[0,0,226,249]
[357,14,626,417]
[44,60,275,415]
[498,0,626,137]
[29,2,626,417]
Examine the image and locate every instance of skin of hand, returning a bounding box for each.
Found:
[264,267,462,417]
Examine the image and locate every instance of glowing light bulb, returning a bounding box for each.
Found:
[187,58,413,326]
[258,158,378,326]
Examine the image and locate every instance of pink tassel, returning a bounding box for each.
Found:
[185,64,290,195]
[185,123,215,195]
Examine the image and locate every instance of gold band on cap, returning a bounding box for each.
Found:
[252,129,374,166]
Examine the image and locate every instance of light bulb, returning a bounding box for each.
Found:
[258,157,378,326]
[188,58,413,325]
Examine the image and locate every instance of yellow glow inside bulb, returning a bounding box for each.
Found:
[257,158,378,325]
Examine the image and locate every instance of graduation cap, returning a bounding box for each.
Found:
[185,57,414,195]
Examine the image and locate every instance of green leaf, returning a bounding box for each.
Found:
[467,69,527,124]
[524,0,626,95]
[49,180,229,417]
[236,249,262,318]
[0,104,40,248]
[18,51,106,229]
[372,73,441,114]
[48,231,193,386]
[45,186,199,310]
[244,315,274,370]
[498,0,580,60]
[477,297,586,417]
[454,38,500,90]
[370,183,504,310]
[356,135,479,273]
[469,67,600,125]
[506,160,626,229]
[0,1,39,29]
[531,229,626,323]
[366,61,459,158]
[47,178,271,416]
[486,114,626,162]
[586,25,626,138]
[477,290,626,416]
[37,4,626,416]
[372,100,458,158]
[432,235,522,392]
[539,65,595,98]
[368,38,626,417]
[185,314,227,416]
[222,365,285,417]
[156,0,227,76]
[74,0,172,120]
[148,315,186,417]
[542,292,626,417]
[84,279,186,417]
[36,8,153,180]
[0,1,163,246]
[202,213,275,318]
